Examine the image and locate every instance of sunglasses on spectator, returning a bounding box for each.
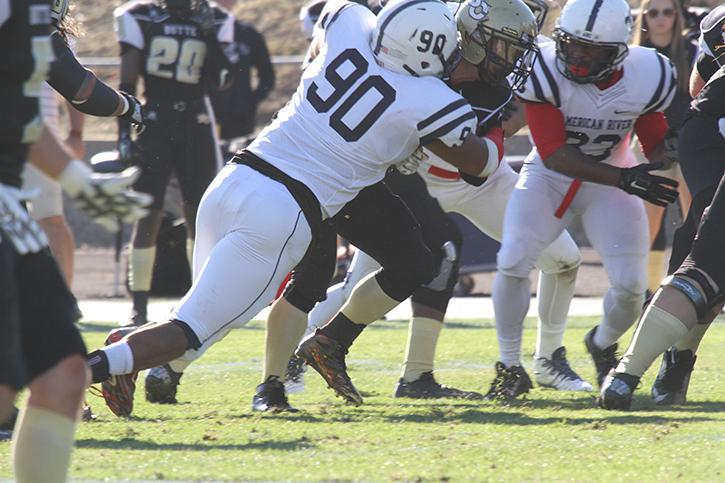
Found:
[645,8,676,19]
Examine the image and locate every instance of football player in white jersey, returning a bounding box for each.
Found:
[295,0,590,404]
[86,0,499,417]
[492,0,680,395]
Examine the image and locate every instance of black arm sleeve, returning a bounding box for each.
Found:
[697,52,720,83]
[250,29,275,102]
[47,32,122,117]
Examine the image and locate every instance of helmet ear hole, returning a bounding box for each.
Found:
[421,61,430,69]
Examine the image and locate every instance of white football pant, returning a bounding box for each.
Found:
[171,164,312,363]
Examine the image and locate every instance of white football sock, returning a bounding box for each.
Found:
[617,305,689,377]
[12,406,76,483]
[129,246,156,292]
[535,267,577,359]
[104,341,135,375]
[493,272,530,367]
[595,286,644,349]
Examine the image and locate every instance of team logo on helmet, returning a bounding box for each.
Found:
[468,0,491,21]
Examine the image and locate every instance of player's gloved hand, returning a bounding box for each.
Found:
[617,162,679,207]
[117,133,140,165]
[58,160,153,232]
[118,92,145,133]
[397,147,428,175]
[0,185,49,255]
[190,0,216,36]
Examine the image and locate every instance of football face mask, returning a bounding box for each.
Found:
[553,30,628,84]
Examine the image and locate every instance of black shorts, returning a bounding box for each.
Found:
[384,170,462,312]
[678,113,725,198]
[0,238,86,390]
[135,99,220,211]
[284,170,460,312]
[675,171,725,292]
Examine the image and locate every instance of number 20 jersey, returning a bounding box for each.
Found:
[247,2,476,219]
[518,41,676,172]
[114,0,233,101]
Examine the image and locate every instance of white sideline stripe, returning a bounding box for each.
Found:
[78,296,605,324]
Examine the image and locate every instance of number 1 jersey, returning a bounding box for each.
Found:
[247,1,476,219]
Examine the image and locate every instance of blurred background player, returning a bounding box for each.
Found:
[0,0,151,478]
[495,0,680,395]
[631,0,696,296]
[209,0,275,152]
[116,0,234,326]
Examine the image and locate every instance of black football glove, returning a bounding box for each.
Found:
[118,133,141,166]
[118,91,145,133]
[617,163,679,207]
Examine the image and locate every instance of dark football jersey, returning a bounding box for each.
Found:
[0,0,53,186]
[697,5,725,82]
[454,79,511,135]
[114,0,233,101]
[691,66,725,119]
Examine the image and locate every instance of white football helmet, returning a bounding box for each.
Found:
[372,0,460,78]
[553,0,632,83]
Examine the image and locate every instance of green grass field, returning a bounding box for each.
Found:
[2,316,724,481]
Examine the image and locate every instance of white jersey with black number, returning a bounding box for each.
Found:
[247,1,475,218]
[518,42,676,172]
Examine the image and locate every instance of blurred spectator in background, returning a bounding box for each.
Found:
[210,0,275,151]
[632,0,697,294]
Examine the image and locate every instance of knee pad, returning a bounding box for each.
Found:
[170,319,202,351]
[497,238,537,279]
[283,280,322,314]
[376,270,419,302]
[425,241,459,292]
[667,266,724,321]
[611,273,647,302]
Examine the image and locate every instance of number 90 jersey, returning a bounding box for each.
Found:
[248,2,476,219]
[518,41,676,170]
[114,0,233,101]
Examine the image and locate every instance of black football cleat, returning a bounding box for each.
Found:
[252,376,298,413]
[484,362,533,401]
[296,331,363,405]
[584,326,619,388]
[145,364,183,404]
[394,371,483,399]
[599,369,640,410]
[651,348,697,406]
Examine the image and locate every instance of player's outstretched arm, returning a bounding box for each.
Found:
[426,133,499,179]
[47,33,143,124]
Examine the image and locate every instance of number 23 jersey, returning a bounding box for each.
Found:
[248,2,476,219]
[114,0,233,101]
[518,41,676,170]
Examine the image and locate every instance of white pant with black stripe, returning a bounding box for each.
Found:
[171,163,312,360]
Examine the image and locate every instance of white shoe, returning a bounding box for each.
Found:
[534,347,593,392]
